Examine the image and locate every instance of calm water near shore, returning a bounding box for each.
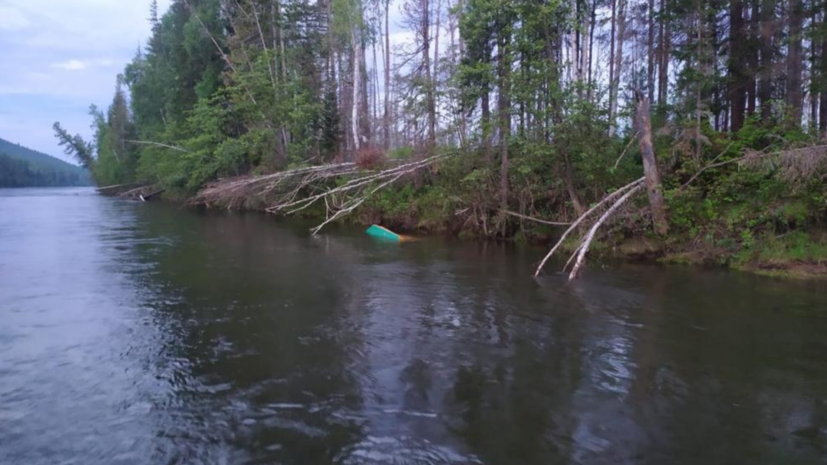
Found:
[1,187,826,464]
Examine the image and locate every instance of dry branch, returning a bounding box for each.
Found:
[191,152,452,234]
[534,177,644,277]
[500,209,571,226]
[679,144,827,191]
[124,139,190,153]
[567,184,643,280]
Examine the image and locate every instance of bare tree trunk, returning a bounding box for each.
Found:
[448,0,466,145]
[657,0,670,106]
[352,28,362,153]
[384,0,391,150]
[822,24,827,135]
[372,38,379,131]
[434,0,441,143]
[360,32,371,144]
[274,1,286,80]
[272,0,290,154]
[609,0,617,117]
[786,0,803,123]
[574,0,584,90]
[586,0,596,103]
[635,91,668,235]
[482,86,491,162]
[422,0,437,150]
[758,0,775,121]
[695,2,703,160]
[729,0,746,131]
[747,0,758,116]
[810,7,819,132]
[609,0,626,136]
[564,152,586,216]
[647,0,655,103]
[498,31,511,231]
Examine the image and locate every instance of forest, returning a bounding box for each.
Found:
[0,138,91,188]
[55,0,827,276]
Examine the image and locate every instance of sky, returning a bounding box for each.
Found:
[0,0,423,165]
[0,0,172,163]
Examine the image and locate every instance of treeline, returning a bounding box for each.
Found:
[55,0,827,247]
[0,154,88,187]
[0,137,91,188]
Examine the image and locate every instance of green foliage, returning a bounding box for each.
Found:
[51,0,827,279]
[752,232,827,263]
[0,152,89,187]
[0,137,90,187]
[388,147,415,159]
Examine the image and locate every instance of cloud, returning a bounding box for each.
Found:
[52,60,87,71]
[0,0,173,158]
[0,7,30,31]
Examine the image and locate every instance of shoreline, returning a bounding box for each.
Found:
[134,185,827,280]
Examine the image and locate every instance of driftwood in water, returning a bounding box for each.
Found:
[139,189,166,202]
[96,183,143,196]
[118,185,164,201]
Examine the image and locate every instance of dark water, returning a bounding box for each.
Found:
[2,188,827,465]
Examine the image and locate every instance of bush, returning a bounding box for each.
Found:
[355,146,387,170]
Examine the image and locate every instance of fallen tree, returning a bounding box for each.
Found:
[535,93,668,280]
[534,177,646,280]
[190,153,452,234]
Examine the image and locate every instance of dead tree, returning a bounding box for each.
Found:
[634,90,668,235]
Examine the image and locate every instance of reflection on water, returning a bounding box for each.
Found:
[1,187,827,464]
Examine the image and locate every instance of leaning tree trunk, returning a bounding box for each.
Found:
[635,90,669,235]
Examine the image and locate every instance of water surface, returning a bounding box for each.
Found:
[1,187,826,464]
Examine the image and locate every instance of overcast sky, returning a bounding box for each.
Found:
[0,0,420,164]
[0,0,172,163]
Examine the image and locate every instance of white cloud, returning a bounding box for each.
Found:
[94,58,117,67]
[52,60,87,71]
[0,7,30,31]
[0,0,173,156]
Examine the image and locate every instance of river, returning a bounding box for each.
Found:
[1,187,826,464]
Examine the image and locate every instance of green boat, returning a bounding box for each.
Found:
[365,225,404,242]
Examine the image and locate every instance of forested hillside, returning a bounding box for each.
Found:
[0,138,90,187]
[55,0,827,274]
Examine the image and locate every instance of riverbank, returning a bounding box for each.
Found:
[148,172,827,280]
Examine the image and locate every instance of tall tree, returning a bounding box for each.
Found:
[609,0,627,136]
[648,0,656,103]
[786,0,804,122]
[758,0,775,120]
[384,0,392,149]
[729,0,747,131]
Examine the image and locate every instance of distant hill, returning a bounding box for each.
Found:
[0,137,91,187]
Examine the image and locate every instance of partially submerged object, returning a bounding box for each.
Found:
[365,225,414,242]
[117,185,165,202]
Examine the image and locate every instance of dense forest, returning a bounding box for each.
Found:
[0,138,90,188]
[56,0,827,275]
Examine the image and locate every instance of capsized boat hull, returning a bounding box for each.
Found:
[366,225,415,242]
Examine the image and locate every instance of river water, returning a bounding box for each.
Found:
[1,187,826,464]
